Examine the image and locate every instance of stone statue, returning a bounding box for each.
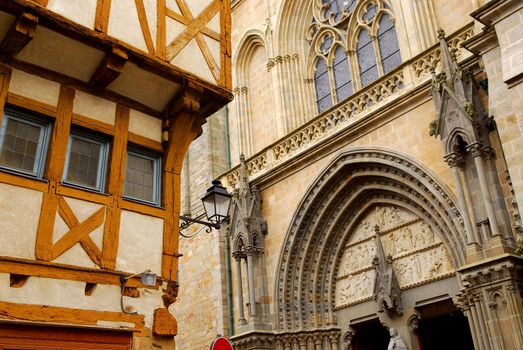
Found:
[387,328,408,350]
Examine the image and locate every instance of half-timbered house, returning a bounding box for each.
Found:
[0,0,231,349]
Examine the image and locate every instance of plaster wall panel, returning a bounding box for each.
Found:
[107,0,148,53]
[53,242,99,268]
[0,12,15,40]
[9,69,60,107]
[207,12,221,34]
[129,109,162,142]
[0,274,121,313]
[123,287,165,328]
[116,210,163,276]
[203,35,221,70]
[166,0,182,14]
[0,184,42,260]
[73,90,117,126]
[47,0,97,29]
[107,63,180,111]
[186,0,214,18]
[171,38,215,84]
[16,27,104,82]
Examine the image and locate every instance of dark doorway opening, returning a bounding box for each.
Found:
[352,318,390,350]
[417,299,475,350]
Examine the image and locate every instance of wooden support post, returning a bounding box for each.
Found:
[35,86,75,261]
[101,104,129,269]
[161,83,205,282]
[0,12,38,57]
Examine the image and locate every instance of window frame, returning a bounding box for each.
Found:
[0,107,52,179]
[62,129,110,193]
[123,146,162,207]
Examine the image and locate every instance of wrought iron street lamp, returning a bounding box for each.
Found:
[179,180,232,234]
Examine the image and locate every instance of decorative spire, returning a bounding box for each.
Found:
[373,225,403,316]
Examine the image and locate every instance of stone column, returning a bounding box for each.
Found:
[298,336,308,350]
[233,252,247,325]
[329,331,339,350]
[469,144,501,237]
[245,246,257,317]
[314,334,323,350]
[506,285,523,348]
[445,153,476,245]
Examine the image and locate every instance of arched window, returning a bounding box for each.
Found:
[308,0,401,113]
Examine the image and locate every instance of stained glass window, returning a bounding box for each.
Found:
[357,28,379,87]
[378,13,401,74]
[315,58,332,113]
[333,46,353,102]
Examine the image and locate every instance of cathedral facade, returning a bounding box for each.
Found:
[174,0,523,349]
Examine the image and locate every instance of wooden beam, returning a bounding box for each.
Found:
[0,12,38,57]
[156,0,166,60]
[165,0,221,61]
[94,0,111,33]
[134,0,155,55]
[220,0,232,89]
[52,206,105,261]
[0,256,159,289]
[0,171,49,192]
[7,92,56,118]
[44,85,75,182]
[35,86,75,261]
[89,47,128,89]
[31,0,48,6]
[0,65,12,127]
[0,301,146,336]
[102,104,129,269]
[165,8,220,41]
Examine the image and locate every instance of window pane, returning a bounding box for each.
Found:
[378,14,401,74]
[0,118,42,173]
[65,136,102,188]
[357,29,379,86]
[333,46,353,101]
[315,58,333,113]
[124,152,156,203]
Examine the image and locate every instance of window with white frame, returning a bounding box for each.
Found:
[0,107,51,178]
[308,0,401,113]
[123,147,161,206]
[63,130,110,192]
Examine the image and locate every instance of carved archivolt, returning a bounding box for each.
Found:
[274,148,466,331]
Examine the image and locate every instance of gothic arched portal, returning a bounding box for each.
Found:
[274,148,467,333]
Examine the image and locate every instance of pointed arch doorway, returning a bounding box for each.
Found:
[273,148,475,349]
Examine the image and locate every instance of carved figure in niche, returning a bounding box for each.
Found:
[397,256,420,286]
[420,222,435,246]
[387,328,408,350]
[393,227,413,254]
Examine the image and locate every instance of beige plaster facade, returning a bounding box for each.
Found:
[175,0,523,349]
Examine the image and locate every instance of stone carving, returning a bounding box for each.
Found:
[336,204,455,308]
[373,226,403,316]
[387,328,408,350]
[337,270,374,306]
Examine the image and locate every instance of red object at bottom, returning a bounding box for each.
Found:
[210,337,233,350]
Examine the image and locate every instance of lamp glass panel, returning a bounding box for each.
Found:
[214,193,231,222]
[202,193,217,222]
[140,272,157,286]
